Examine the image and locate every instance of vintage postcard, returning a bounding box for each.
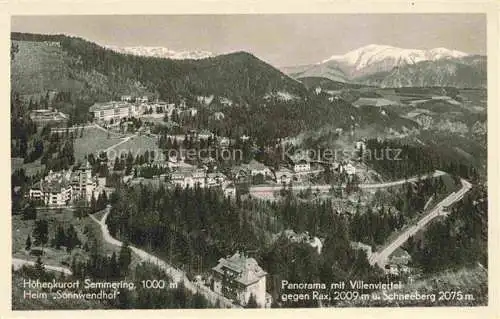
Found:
[5,2,497,317]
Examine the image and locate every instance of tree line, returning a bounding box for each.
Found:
[104,183,395,306]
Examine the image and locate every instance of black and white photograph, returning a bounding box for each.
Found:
[9,12,489,311]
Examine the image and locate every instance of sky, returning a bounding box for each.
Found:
[11,14,486,67]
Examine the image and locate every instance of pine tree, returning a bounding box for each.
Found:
[54,225,66,249]
[66,225,80,252]
[23,202,37,220]
[246,293,259,308]
[115,288,132,309]
[25,235,32,251]
[192,292,208,308]
[90,193,97,213]
[34,256,45,276]
[33,219,49,250]
[119,241,132,277]
[110,252,120,280]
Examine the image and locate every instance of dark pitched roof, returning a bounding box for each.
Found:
[212,252,267,286]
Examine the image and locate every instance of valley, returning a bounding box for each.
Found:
[10,29,487,310]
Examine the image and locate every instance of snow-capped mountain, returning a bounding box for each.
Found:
[357,55,486,88]
[321,44,469,78]
[281,44,472,82]
[104,45,214,60]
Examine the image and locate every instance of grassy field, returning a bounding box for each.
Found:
[73,126,124,161]
[12,40,151,102]
[12,209,88,266]
[11,41,85,96]
[12,207,141,273]
[112,135,161,160]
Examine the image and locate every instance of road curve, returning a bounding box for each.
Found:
[369,178,472,269]
[249,170,447,194]
[89,208,239,308]
[12,258,73,275]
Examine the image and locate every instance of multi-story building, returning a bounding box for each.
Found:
[223,184,236,198]
[170,167,207,188]
[198,129,214,141]
[28,170,73,206]
[70,161,97,202]
[293,159,311,173]
[339,162,356,175]
[28,162,99,206]
[355,139,367,152]
[89,101,139,122]
[212,252,270,307]
[137,96,149,103]
[241,160,272,177]
[218,137,230,148]
[274,167,294,184]
[206,172,227,188]
[288,152,312,173]
[29,109,68,125]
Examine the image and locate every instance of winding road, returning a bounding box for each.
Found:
[89,208,239,308]
[249,170,447,194]
[368,178,472,269]
[86,169,469,304]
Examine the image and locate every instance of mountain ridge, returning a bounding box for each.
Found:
[104,45,214,60]
[321,44,468,73]
[282,44,485,88]
[11,32,306,102]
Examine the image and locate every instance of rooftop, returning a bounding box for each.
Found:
[212,252,267,286]
[40,176,71,193]
[198,129,213,136]
[89,101,132,112]
[207,172,226,178]
[242,159,268,171]
[390,247,411,259]
[275,167,293,173]
[171,167,206,179]
[288,151,313,163]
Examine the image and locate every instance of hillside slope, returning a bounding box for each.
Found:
[11,32,306,102]
[11,39,150,101]
[321,44,469,78]
[357,56,486,88]
[280,63,349,83]
[282,44,486,88]
[104,45,214,60]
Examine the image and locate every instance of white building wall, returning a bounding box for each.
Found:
[242,277,266,307]
[294,163,310,173]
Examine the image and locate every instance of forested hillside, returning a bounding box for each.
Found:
[105,184,387,306]
[11,32,306,103]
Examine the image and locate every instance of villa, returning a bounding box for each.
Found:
[212,252,270,307]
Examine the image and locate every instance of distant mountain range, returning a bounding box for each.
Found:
[282,44,486,88]
[11,32,487,104]
[357,55,486,88]
[104,45,214,60]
